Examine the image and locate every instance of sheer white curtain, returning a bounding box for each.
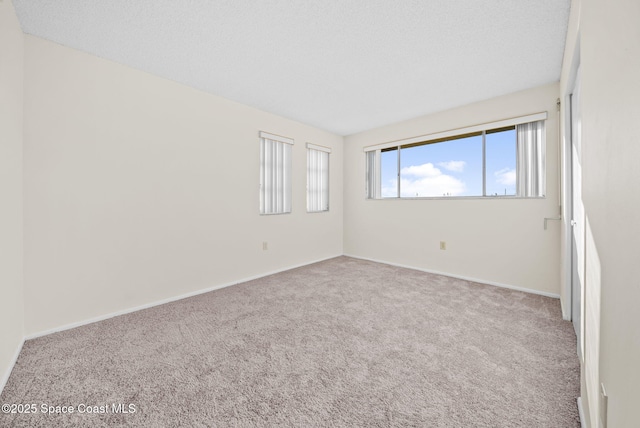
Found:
[307,144,330,212]
[260,132,293,214]
[516,120,545,197]
[365,150,380,199]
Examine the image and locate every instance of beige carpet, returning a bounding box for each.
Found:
[1,256,579,427]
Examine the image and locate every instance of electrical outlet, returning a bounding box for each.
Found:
[262,242,268,251]
[440,241,446,250]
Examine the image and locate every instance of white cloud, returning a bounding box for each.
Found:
[437,160,466,173]
[400,175,466,197]
[494,167,516,186]
[401,163,442,178]
[381,163,466,197]
[381,179,398,198]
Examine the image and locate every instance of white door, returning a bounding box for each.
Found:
[570,68,584,360]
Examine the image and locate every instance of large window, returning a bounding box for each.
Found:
[307,143,331,212]
[365,115,545,199]
[260,131,293,214]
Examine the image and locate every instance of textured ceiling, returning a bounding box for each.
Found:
[13,0,570,136]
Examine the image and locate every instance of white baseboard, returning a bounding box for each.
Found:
[7,253,560,396]
[0,338,25,395]
[26,254,341,340]
[343,254,561,299]
[23,254,560,341]
[577,397,586,427]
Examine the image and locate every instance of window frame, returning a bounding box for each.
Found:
[364,113,547,200]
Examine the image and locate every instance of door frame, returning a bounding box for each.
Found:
[561,38,582,357]
[570,67,584,360]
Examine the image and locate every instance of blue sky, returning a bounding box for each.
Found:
[381,129,516,197]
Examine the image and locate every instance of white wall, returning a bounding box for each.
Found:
[344,83,562,296]
[23,36,343,336]
[0,0,25,390]
[560,0,640,426]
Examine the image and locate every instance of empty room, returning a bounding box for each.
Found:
[1,0,638,427]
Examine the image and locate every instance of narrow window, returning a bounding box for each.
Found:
[260,132,293,214]
[307,143,331,212]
